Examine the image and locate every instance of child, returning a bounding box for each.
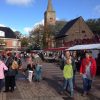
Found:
[61,58,74,97]
[34,63,42,82]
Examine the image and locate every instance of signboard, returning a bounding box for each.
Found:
[0,31,5,37]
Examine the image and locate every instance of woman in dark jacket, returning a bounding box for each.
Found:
[4,53,13,92]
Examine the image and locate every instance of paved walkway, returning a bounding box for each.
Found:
[0,62,100,100]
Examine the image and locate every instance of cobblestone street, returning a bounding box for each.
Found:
[0,62,100,100]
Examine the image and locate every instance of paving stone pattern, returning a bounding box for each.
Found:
[0,62,100,100]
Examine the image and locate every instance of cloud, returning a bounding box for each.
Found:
[23,20,44,35]
[56,17,60,20]
[94,5,100,15]
[6,0,34,6]
[12,28,17,32]
[24,27,32,33]
[0,24,6,27]
[33,19,44,27]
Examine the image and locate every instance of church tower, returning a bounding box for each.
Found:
[43,0,56,48]
[44,0,56,27]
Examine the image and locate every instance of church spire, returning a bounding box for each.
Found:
[47,0,53,11]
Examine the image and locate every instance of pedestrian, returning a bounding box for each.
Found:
[60,52,66,70]
[80,51,96,96]
[17,57,22,69]
[4,52,13,92]
[34,62,42,82]
[72,51,77,88]
[11,57,19,91]
[61,58,74,98]
[26,62,35,82]
[0,60,8,92]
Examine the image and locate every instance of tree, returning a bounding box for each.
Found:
[43,20,67,48]
[29,24,44,49]
[20,37,29,47]
[86,18,100,35]
[44,20,67,36]
[29,20,67,48]
[14,31,22,38]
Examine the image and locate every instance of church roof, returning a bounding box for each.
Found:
[0,27,16,38]
[56,16,81,38]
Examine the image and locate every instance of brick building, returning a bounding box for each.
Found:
[43,0,99,48]
[0,27,21,51]
[55,16,95,47]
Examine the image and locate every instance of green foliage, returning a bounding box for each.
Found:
[45,25,55,36]
[29,20,67,48]
[30,24,44,48]
[86,18,100,35]
[15,31,22,38]
[21,37,29,47]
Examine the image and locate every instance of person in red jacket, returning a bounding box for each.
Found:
[80,51,96,96]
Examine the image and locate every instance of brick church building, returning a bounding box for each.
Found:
[44,0,97,48]
[55,16,95,47]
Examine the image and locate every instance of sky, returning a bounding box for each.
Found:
[0,0,100,35]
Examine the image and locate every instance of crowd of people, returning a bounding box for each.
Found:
[0,51,43,93]
[59,50,97,98]
[0,50,98,99]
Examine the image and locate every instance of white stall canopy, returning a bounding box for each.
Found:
[67,44,100,50]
